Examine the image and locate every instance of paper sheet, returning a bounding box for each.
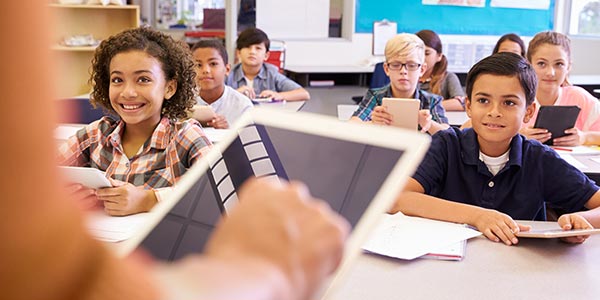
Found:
[362,213,481,260]
[85,211,150,242]
[558,154,588,169]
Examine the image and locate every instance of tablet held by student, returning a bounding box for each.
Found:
[350,33,449,135]
[58,27,212,216]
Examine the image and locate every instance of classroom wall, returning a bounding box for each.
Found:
[283,0,600,76]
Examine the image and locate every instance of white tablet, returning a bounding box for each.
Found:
[516,228,600,238]
[382,97,420,130]
[191,105,216,122]
[59,166,112,189]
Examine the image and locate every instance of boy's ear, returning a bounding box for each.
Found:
[419,63,428,77]
[264,51,270,60]
[164,79,177,100]
[225,63,231,76]
[523,101,536,123]
[383,62,391,77]
[465,97,472,118]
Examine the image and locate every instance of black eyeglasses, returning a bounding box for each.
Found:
[386,62,422,71]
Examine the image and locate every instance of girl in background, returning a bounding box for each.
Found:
[416,29,466,111]
[521,31,600,146]
[493,33,526,57]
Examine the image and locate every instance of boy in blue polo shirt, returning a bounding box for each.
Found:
[391,52,600,245]
[227,28,309,101]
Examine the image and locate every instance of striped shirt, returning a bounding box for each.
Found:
[58,116,212,200]
[352,84,448,124]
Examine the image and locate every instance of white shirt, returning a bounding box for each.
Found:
[479,150,510,176]
[197,85,254,125]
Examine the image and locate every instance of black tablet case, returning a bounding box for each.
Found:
[533,106,581,145]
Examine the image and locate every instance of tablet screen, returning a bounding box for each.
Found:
[140,124,405,261]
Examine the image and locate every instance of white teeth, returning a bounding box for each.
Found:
[123,104,142,110]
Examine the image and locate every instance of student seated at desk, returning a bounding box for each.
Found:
[391,52,600,245]
[226,28,310,101]
[416,30,466,112]
[58,27,212,216]
[521,31,600,146]
[493,33,526,57]
[350,33,449,135]
[190,39,253,129]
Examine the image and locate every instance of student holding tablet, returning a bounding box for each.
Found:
[6,5,348,299]
[190,39,253,129]
[58,27,212,216]
[391,53,600,246]
[351,33,449,135]
[521,31,600,146]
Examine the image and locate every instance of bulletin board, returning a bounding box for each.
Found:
[355,0,555,36]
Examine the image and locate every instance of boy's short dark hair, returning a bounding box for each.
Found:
[191,39,229,64]
[466,52,537,106]
[236,27,270,51]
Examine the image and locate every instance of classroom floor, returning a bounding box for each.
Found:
[302,85,367,117]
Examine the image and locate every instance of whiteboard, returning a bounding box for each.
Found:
[257,0,329,39]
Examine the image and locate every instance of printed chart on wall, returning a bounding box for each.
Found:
[373,20,397,56]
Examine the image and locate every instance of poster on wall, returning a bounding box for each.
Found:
[422,0,485,7]
[490,0,551,10]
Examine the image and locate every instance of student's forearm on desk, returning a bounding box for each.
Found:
[280,88,310,101]
[580,191,600,228]
[391,191,484,226]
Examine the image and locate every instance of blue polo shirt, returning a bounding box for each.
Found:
[226,63,301,96]
[413,127,597,221]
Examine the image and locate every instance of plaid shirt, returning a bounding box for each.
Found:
[58,116,212,199]
[352,84,448,124]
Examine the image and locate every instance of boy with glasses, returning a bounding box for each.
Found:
[351,33,449,134]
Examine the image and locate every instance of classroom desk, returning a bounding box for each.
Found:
[570,75,600,96]
[285,65,374,87]
[256,100,306,112]
[446,111,469,127]
[329,220,600,300]
[558,153,600,183]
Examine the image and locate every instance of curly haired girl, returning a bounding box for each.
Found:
[59,27,212,216]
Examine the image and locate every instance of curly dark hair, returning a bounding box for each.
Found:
[89,27,197,120]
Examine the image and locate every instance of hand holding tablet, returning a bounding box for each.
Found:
[516,228,600,238]
[59,166,112,189]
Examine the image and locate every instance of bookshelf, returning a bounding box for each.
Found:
[50,4,140,98]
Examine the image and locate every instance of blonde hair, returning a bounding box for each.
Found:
[384,33,425,63]
[527,31,571,86]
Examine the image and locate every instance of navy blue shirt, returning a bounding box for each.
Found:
[413,127,598,221]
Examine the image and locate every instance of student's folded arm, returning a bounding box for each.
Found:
[278,87,310,101]
[390,178,480,225]
[441,98,465,112]
[579,190,600,228]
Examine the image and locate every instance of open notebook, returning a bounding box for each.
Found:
[117,108,431,299]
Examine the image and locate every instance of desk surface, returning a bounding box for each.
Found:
[329,221,600,300]
[285,65,374,74]
[569,74,600,85]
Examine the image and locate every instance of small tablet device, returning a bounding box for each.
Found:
[59,166,112,189]
[516,228,600,238]
[252,97,273,104]
[533,106,581,146]
[382,97,420,130]
[191,105,216,122]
